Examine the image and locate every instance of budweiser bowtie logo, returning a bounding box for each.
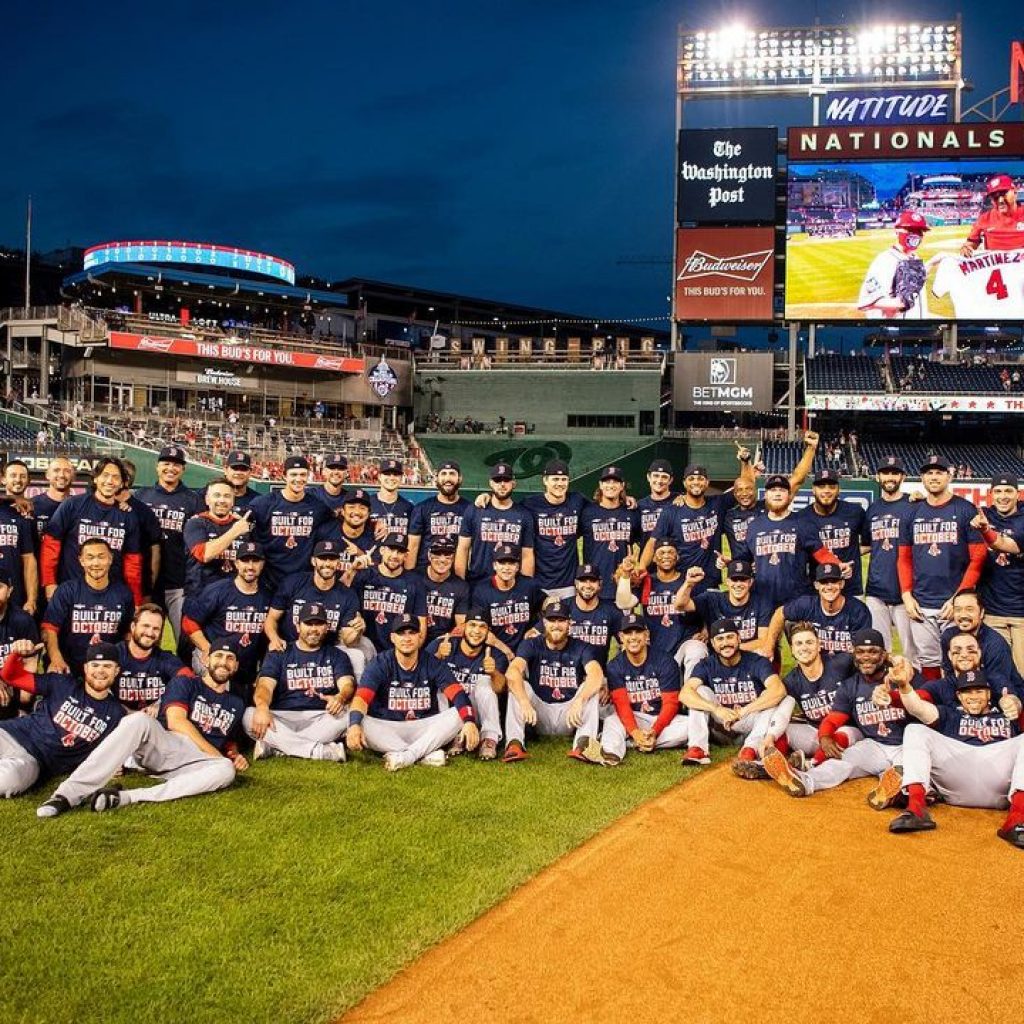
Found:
[678,248,773,282]
[138,335,175,352]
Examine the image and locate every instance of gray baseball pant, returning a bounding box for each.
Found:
[766,696,863,754]
[687,685,775,755]
[864,595,918,664]
[796,737,902,794]
[164,588,185,643]
[242,708,349,759]
[0,731,40,797]
[363,707,462,764]
[600,711,690,760]
[504,684,599,747]
[439,677,501,743]
[340,638,376,683]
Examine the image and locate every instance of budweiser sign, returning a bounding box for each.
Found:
[674,228,775,322]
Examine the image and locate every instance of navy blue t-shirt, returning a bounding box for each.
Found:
[783,652,854,724]
[183,578,271,683]
[44,493,142,587]
[270,572,360,644]
[723,500,765,557]
[32,492,64,542]
[368,492,414,540]
[523,491,589,590]
[734,511,823,608]
[258,644,354,711]
[358,649,466,722]
[183,512,244,596]
[421,572,470,643]
[354,569,426,650]
[831,674,910,745]
[689,651,775,706]
[312,484,348,513]
[514,635,597,704]
[470,576,542,649]
[695,587,774,644]
[42,577,133,673]
[653,494,733,592]
[938,623,1024,697]
[862,496,915,605]
[781,595,871,655]
[980,505,1024,617]
[933,704,1020,745]
[899,496,983,608]
[409,496,471,569]
[568,599,623,667]
[133,483,204,591]
[639,574,702,658]
[160,672,244,752]
[0,606,39,662]
[636,494,676,539]
[113,641,186,711]
[0,504,34,606]
[580,504,641,599]
[605,649,680,716]
[249,489,332,586]
[458,503,535,583]
[426,637,509,695]
[799,501,866,594]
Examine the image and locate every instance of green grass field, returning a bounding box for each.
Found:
[786,223,965,320]
[0,738,731,1024]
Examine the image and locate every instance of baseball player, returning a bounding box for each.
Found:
[761,621,859,763]
[762,629,914,805]
[600,613,691,766]
[314,453,349,511]
[469,543,542,653]
[580,466,641,600]
[368,458,413,540]
[567,563,622,668]
[427,608,506,760]
[419,537,469,644]
[935,590,1023,696]
[114,604,188,713]
[346,613,479,770]
[0,476,37,614]
[0,639,125,799]
[883,667,1024,846]
[857,209,932,319]
[405,460,470,570]
[898,453,986,678]
[502,600,604,763]
[636,458,677,540]
[246,602,354,762]
[31,455,74,542]
[224,450,260,511]
[0,571,40,720]
[522,459,590,599]
[42,538,134,676]
[36,639,247,816]
[682,618,785,777]
[456,462,535,584]
[2,459,29,501]
[315,488,377,566]
[861,455,917,660]
[119,459,163,601]
[799,468,865,593]
[960,173,1024,255]
[348,532,427,651]
[183,478,253,597]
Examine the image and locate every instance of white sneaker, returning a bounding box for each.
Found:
[383,752,413,772]
[316,741,347,763]
[253,739,275,761]
[420,750,447,767]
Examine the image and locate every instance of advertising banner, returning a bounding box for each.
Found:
[675,227,776,321]
[673,351,775,411]
[822,90,952,126]
[806,392,1024,413]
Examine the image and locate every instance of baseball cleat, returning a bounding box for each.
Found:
[763,745,808,797]
[318,741,347,763]
[477,738,498,761]
[421,750,448,767]
[36,795,72,819]
[383,752,413,772]
[788,750,808,772]
[997,822,1024,850]
[731,752,769,780]
[253,740,276,761]
[501,741,528,763]
[601,751,622,767]
[889,810,937,834]
[90,785,124,813]
[567,736,604,764]
[681,746,711,766]
[867,766,904,810]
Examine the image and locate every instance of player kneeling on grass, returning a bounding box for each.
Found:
[345,613,479,771]
[502,600,604,764]
[246,602,355,763]
[37,639,248,817]
[600,613,692,766]
[682,618,785,779]
[762,629,915,807]
[0,640,126,799]
[881,666,1024,847]
[428,608,506,761]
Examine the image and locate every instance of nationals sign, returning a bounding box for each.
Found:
[109,332,364,373]
[675,227,776,321]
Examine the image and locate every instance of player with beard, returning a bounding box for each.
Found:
[224,451,260,511]
[419,537,469,643]
[314,453,349,512]
[456,462,535,584]
[32,456,74,542]
[406,460,470,570]
[113,604,188,713]
[580,467,641,601]
[368,458,413,541]
[0,468,36,615]
[567,563,622,668]
[861,456,917,660]
[799,468,865,594]
[183,478,253,597]
[347,533,426,652]
[0,572,40,720]
[316,488,377,568]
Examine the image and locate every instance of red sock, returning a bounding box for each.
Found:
[834,732,851,750]
[922,666,942,681]
[738,746,756,761]
[907,783,927,817]
[1001,791,1024,832]
[774,735,791,756]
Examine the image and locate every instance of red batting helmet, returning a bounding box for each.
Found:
[987,173,1015,196]
[894,210,930,232]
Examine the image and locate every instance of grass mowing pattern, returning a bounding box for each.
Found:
[0,740,729,1024]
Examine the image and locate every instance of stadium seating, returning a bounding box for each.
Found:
[888,357,1018,395]
[762,441,838,476]
[804,355,886,393]
[859,442,1024,479]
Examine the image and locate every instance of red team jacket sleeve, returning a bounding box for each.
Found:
[442,683,476,721]
[958,543,988,592]
[818,710,850,739]
[651,691,681,737]
[897,544,914,593]
[123,552,143,605]
[0,653,37,694]
[610,689,639,734]
[40,535,61,588]
[182,615,203,637]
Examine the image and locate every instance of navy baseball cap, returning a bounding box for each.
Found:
[325,453,348,469]
[437,459,461,473]
[464,607,491,626]
[284,455,310,471]
[764,474,790,491]
[648,459,673,475]
[428,536,457,555]
[158,445,187,465]
[709,618,740,639]
[209,637,240,656]
[0,569,13,587]
[654,537,677,552]
[727,559,754,579]
[380,458,403,474]
[813,469,841,485]
[542,600,571,620]
[852,628,886,648]
[992,473,1019,489]
[298,602,329,624]
[815,563,843,582]
[226,450,251,469]
[493,543,521,562]
[619,613,648,633]
[490,462,515,481]
[683,463,708,478]
[877,456,905,474]
[313,540,342,559]
[575,563,601,580]
[601,466,624,482]
[235,541,265,561]
[84,642,120,666]
[919,453,951,472]
[380,532,408,551]
[955,668,989,691]
[342,488,372,506]
[543,459,570,476]
[390,613,419,634]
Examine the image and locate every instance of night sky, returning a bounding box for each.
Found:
[4,0,1021,320]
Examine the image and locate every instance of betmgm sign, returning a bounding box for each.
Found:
[673,352,774,411]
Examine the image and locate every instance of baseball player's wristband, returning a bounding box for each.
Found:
[458,706,476,722]
[981,527,999,547]
[349,710,365,727]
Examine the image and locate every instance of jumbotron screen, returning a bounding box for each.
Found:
[784,124,1024,322]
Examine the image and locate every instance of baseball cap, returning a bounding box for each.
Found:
[683,463,708,478]
[298,602,329,624]
[158,444,187,465]
[877,456,905,474]
[955,668,989,691]
[919,452,951,473]
[342,488,372,507]
[894,209,930,232]
[726,559,754,580]
[619,613,648,633]
[437,459,461,473]
[226,450,251,469]
[648,458,673,476]
[0,569,13,588]
[654,537,677,552]
[463,607,490,626]
[852,628,885,649]
[235,541,265,561]
[991,473,1019,489]
[813,468,841,485]
[209,637,240,656]
[987,173,1015,196]
[380,532,408,551]
[493,543,521,562]
[543,459,570,476]
[380,458,403,474]
[428,536,457,555]
[490,462,515,482]
[575,563,601,580]
[764,474,790,491]
[324,453,348,469]
[313,540,342,559]
[284,455,310,472]
[709,618,740,639]
[83,642,120,666]
[815,563,844,582]
[542,600,571,620]
[390,613,420,634]
[601,466,624,482]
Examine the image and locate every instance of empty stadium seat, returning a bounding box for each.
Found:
[804,356,886,393]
